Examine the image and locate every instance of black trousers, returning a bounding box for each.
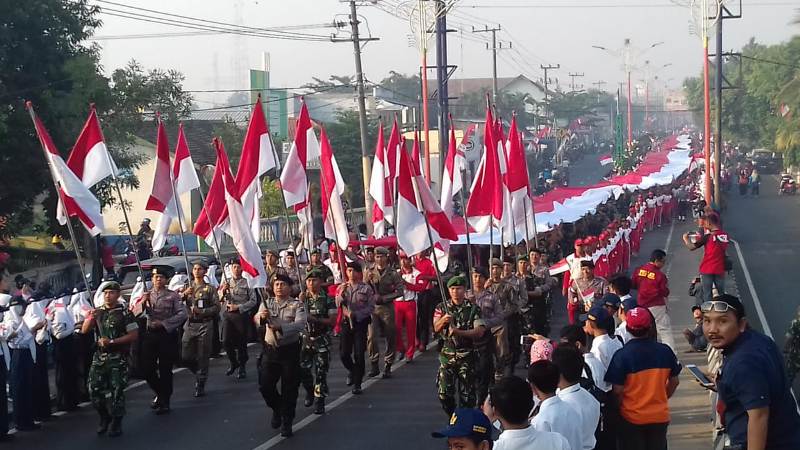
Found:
[141,329,179,404]
[619,418,668,450]
[339,319,369,387]
[10,348,34,429]
[32,342,51,420]
[474,342,494,406]
[54,336,79,411]
[258,342,301,422]
[416,289,437,347]
[223,312,249,368]
[0,355,8,435]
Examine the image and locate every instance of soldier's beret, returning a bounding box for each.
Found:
[102,281,121,292]
[375,246,390,256]
[152,267,170,277]
[191,259,208,270]
[346,261,363,273]
[447,276,466,288]
[516,255,529,262]
[472,266,489,278]
[489,258,503,267]
[271,273,294,286]
[310,249,321,255]
[306,269,324,279]
[266,249,280,257]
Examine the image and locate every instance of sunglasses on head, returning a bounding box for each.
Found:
[700,301,737,313]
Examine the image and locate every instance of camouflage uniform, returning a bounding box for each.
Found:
[529,262,558,337]
[488,278,519,378]
[306,264,334,286]
[365,267,403,372]
[434,300,485,416]
[784,312,800,383]
[88,305,139,418]
[300,291,336,399]
[467,288,503,406]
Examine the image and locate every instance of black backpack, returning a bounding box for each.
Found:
[580,362,610,406]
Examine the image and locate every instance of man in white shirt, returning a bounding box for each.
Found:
[584,306,623,386]
[558,325,606,394]
[483,376,571,450]
[552,345,600,450]
[529,360,582,450]
[3,295,40,431]
[608,274,634,343]
[615,297,638,345]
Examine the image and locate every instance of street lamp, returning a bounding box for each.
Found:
[640,61,672,131]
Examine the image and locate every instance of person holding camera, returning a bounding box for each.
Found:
[682,212,729,304]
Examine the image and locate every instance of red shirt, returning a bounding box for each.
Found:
[697,229,729,275]
[632,262,670,308]
[414,257,436,290]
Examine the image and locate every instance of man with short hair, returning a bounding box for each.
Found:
[431,407,493,450]
[632,249,674,352]
[221,258,257,379]
[682,212,729,303]
[336,262,376,395]
[702,295,800,450]
[529,248,557,337]
[487,258,520,378]
[553,345,601,450]
[567,260,608,325]
[365,246,403,378]
[615,297,638,344]
[181,261,221,398]
[604,307,681,450]
[682,305,707,352]
[299,270,336,414]
[483,376,571,450]
[529,360,583,450]
[397,252,422,362]
[468,267,504,405]
[264,250,288,297]
[583,306,622,389]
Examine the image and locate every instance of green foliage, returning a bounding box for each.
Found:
[259,179,291,218]
[548,90,615,127]
[379,71,421,103]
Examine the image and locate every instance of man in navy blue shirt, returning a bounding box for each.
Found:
[702,294,800,450]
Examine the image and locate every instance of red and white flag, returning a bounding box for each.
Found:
[396,132,457,258]
[506,116,536,240]
[599,154,613,166]
[66,105,118,188]
[319,127,350,250]
[280,101,319,208]
[216,138,268,288]
[436,123,470,270]
[294,190,314,254]
[146,119,179,252]
[466,107,504,235]
[173,124,201,195]
[193,149,229,248]
[369,122,391,237]
[235,98,278,241]
[28,103,105,236]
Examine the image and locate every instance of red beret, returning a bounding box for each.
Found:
[574,238,584,246]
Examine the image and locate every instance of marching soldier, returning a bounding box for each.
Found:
[141,267,187,415]
[284,251,303,297]
[221,258,257,379]
[255,274,307,438]
[306,249,334,288]
[529,248,557,337]
[433,275,486,416]
[336,262,377,395]
[81,282,139,437]
[180,261,221,398]
[467,267,504,406]
[365,247,403,378]
[486,258,520,378]
[299,270,336,414]
[264,250,288,297]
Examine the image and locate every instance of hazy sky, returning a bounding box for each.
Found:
[92,0,798,107]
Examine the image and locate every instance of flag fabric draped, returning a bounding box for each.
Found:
[235,98,278,241]
[505,116,536,241]
[28,103,105,236]
[319,127,350,250]
[369,122,391,237]
[294,191,314,254]
[173,124,201,195]
[215,138,267,288]
[67,106,118,188]
[192,149,229,248]
[396,132,457,258]
[465,107,504,236]
[436,124,468,270]
[280,102,319,208]
[146,120,179,252]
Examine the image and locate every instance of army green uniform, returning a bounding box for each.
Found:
[529,262,556,337]
[784,311,800,383]
[181,281,221,389]
[88,305,139,418]
[306,263,334,286]
[300,291,336,399]
[434,299,484,416]
[365,266,403,372]
[488,278,519,378]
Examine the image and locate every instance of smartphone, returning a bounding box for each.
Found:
[686,364,714,388]
[520,335,534,346]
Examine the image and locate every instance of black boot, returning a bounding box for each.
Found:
[96,410,111,435]
[303,388,314,407]
[108,417,123,438]
[280,420,293,438]
[225,364,238,376]
[345,372,354,386]
[270,411,282,429]
[382,364,392,379]
[313,397,325,415]
[237,366,247,379]
[194,381,205,398]
[368,364,379,377]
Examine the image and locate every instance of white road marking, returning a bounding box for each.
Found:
[730,239,773,338]
[251,340,439,450]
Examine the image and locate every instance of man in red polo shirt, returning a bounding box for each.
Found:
[631,249,674,352]
[682,212,728,303]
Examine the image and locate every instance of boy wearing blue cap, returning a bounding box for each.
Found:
[583,306,622,392]
[431,407,493,450]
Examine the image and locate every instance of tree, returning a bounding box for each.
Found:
[379,71,421,103]
[302,75,355,93]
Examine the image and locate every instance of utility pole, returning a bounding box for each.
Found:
[540,64,560,125]
[568,72,584,92]
[435,0,453,180]
[332,1,379,232]
[472,25,502,103]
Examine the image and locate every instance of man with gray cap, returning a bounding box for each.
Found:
[365,246,403,378]
[486,258,519,378]
[180,261,220,398]
[467,266,504,406]
[221,258,257,379]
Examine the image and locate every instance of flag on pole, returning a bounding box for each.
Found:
[436,123,469,269]
[146,119,180,252]
[599,154,613,166]
[235,97,278,241]
[369,122,393,237]
[216,138,268,288]
[66,105,118,188]
[294,190,314,254]
[496,119,515,245]
[173,124,201,195]
[319,127,350,250]
[386,117,402,185]
[506,115,536,241]
[193,152,229,247]
[465,107,504,235]
[280,101,319,208]
[396,131,457,258]
[28,103,105,236]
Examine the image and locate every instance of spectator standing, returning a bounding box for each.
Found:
[529,360,583,450]
[702,295,800,450]
[682,212,729,303]
[552,345,600,450]
[631,249,675,352]
[604,307,681,450]
[584,306,623,384]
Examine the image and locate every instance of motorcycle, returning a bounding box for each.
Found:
[779,174,796,195]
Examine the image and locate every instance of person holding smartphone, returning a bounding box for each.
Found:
[701,295,800,450]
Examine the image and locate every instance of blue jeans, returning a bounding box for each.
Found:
[701,273,726,303]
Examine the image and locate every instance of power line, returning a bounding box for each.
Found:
[740,54,800,70]
[459,1,793,8]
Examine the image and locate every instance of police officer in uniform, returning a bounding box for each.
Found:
[467,267,504,406]
[433,276,486,416]
[81,282,139,437]
[141,267,187,414]
[221,258,256,379]
[181,261,220,397]
[365,246,403,378]
[299,269,336,414]
[486,258,520,378]
[336,262,377,395]
[255,274,307,438]
[529,248,557,337]
[264,250,288,297]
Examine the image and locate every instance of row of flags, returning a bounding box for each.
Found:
[29,97,539,288]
